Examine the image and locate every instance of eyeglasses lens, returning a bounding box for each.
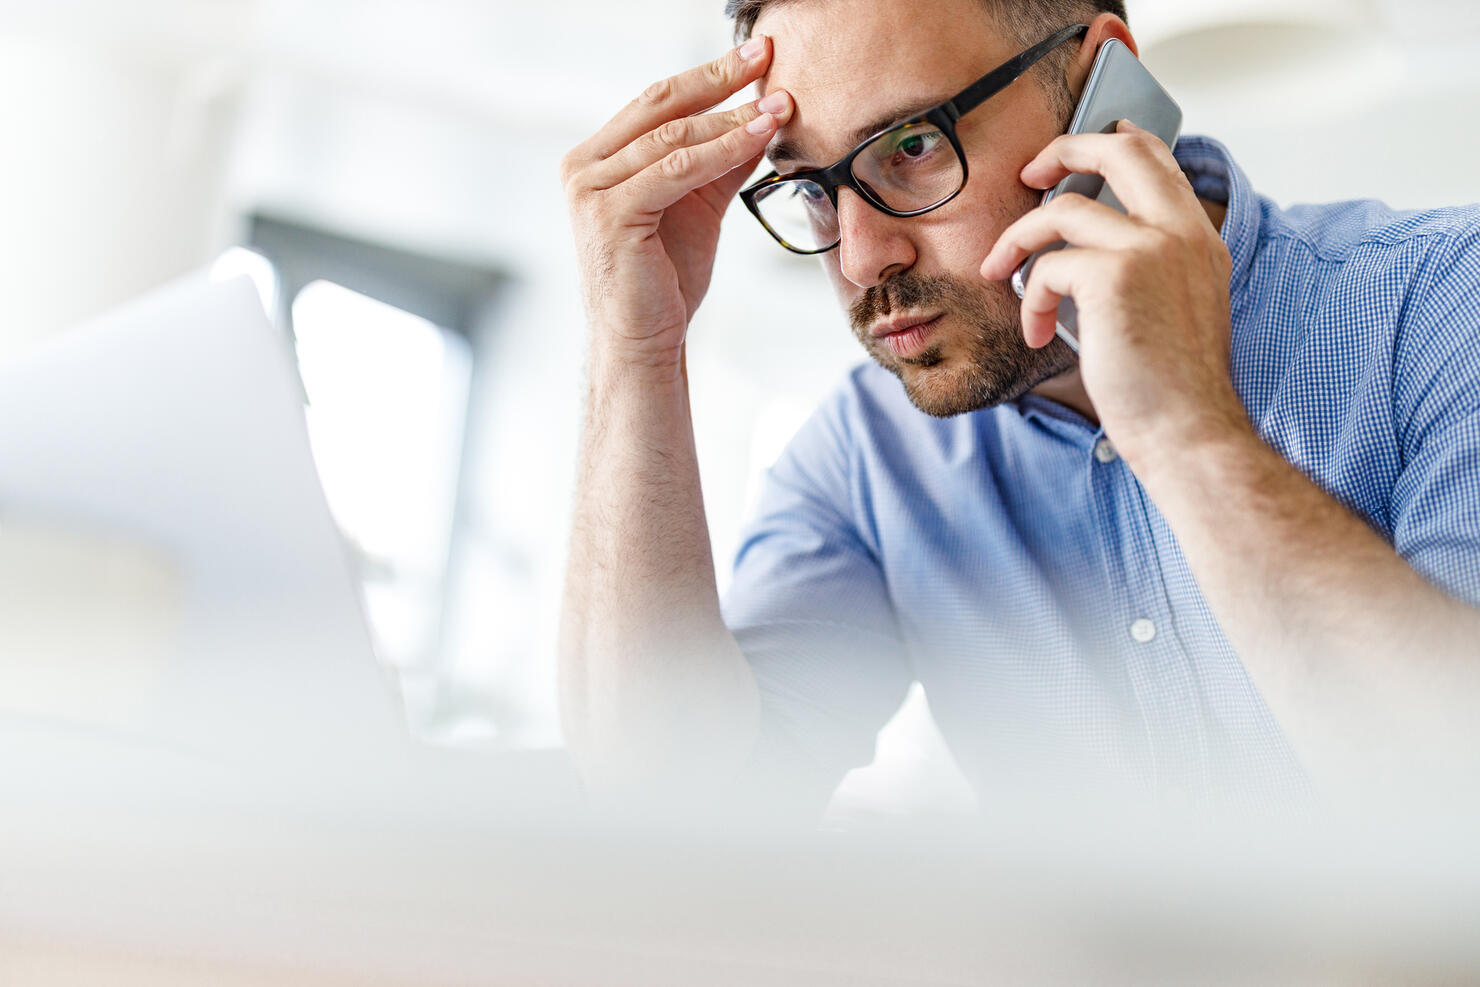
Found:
[750,121,964,253]
[751,178,838,253]
[853,122,963,212]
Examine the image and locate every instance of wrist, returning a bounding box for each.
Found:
[587,331,688,390]
[1118,403,1262,493]
[584,341,696,437]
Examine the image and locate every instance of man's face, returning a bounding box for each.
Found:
[754,0,1077,417]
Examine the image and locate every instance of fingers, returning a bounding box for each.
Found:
[980,192,1142,282]
[565,36,774,175]
[1018,121,1201,229]
[1014,247,1114,349]
[624,111,780,215]
[584,90,793,192]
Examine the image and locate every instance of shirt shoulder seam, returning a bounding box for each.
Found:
[1258,211,1479,266]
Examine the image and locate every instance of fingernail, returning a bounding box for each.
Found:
[757,91,788,115]
[746,113,775,135]
[739,36,766,60]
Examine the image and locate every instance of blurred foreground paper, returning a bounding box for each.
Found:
[0,517,181,730]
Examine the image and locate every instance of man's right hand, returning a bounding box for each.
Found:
[560,36,793,374]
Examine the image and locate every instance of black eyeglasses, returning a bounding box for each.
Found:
[739,23,1089,255]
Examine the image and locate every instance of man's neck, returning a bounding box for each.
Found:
[1027,195,1228,426]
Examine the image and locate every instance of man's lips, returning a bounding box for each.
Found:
[871,313,943,359]
[869,312,943,339]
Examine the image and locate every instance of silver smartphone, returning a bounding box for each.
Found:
[1009,38,1182,353]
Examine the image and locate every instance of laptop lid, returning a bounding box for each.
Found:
[0,272,410,786]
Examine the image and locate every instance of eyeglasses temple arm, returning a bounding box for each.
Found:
[945,23,1090,121]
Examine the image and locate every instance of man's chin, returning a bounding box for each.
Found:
[886,345,1074,419]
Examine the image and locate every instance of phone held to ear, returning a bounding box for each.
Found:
[1010,38,1182,353]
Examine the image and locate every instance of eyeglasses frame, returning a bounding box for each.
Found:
[739,22,1091,255]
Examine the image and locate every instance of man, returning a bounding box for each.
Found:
[558,0,1480,815]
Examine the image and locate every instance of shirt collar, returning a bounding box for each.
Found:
[1011,391,1102,444]
[1172,134,1260,302]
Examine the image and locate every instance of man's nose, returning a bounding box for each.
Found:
[835,187,917,289]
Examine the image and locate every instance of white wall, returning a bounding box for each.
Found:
[0,32,242,355]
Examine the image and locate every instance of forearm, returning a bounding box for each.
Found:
[1132,423,1480,776]
[559,346,759,793]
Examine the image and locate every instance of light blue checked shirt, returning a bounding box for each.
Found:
[722,136,1480,807]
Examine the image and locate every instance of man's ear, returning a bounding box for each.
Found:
[1065,13,1139,99]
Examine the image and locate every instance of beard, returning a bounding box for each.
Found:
[848,269,1076,418]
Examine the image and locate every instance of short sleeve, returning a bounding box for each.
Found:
[1392,407,1480,605]
[1391,229,1480,605]
[721,387,912,802]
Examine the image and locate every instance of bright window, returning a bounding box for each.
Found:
[291,279,472,671]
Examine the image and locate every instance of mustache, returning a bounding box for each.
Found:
[849,273,962,334]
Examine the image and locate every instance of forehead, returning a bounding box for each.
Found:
[755,0,1013,166]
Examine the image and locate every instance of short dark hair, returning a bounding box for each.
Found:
[726,0,1128,45]
[724,0,1128,120]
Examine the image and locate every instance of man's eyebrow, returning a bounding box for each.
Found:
[767,97,949,169]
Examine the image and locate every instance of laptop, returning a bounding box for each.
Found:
[0,272,418,806]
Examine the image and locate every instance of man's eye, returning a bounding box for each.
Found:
[893,129,943,160]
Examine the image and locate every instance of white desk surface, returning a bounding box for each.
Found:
[4,725,1479,987]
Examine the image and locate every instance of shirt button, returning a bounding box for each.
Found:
[1094,438,1118,464]
[1130,618,1157,643]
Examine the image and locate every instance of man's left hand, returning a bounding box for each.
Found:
[979,120,1248,473]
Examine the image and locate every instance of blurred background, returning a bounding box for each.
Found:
[2,0,1477,813]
